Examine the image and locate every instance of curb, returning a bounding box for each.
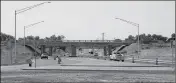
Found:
[84,56,174,67]
[21,68,173,71]
[21,68,174,74]
[60,65,170,67]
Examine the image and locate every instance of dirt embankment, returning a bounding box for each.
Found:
[1,44,33,66]
[124,43,175,60]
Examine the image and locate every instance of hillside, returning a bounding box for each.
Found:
[1,43,33,65]
[123,43,175,61]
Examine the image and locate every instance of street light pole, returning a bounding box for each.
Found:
[14,10,17,64]
[172,41,173,66]
[102,33,105,41]
[137,24,140,58]
[24,26,26,55]
[24,21,44,54]
[115,17,140,58]
[34,38,36,68]
[175,30,176,83]
[24,21,44,68]
[14,2,50,65]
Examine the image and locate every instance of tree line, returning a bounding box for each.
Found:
[114,33,175,44]
[18,34,65,41]
[1,32,175,44]
[1,32,15,41]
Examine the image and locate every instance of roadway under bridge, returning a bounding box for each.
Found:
[24,40,132,57]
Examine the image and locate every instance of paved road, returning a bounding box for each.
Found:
[1,69,175,82]
[83,55,175,67]
[1,57,175,82]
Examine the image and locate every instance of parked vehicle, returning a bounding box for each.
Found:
[94,53,98,56]
[110,52,124,62]
[41,53,48,59]
[65,53,70,56]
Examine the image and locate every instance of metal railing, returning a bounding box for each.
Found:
[62,40,115,42]
[24,40,130,45]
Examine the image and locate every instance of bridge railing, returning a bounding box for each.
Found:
[62,40,115,42]
[24,40,131,45]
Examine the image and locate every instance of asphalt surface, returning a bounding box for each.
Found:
[1,70,175,83]
[1,57,175,82]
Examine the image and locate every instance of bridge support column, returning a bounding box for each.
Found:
[108,45,112,56]
[41,45,45,54]
[104,46,107,56]
[71,45,77,57]
[49,47,53,56]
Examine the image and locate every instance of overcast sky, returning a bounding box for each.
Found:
[1,1,175,40]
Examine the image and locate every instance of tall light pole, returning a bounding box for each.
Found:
[115,17,140,58]
[14,2,50,63]
[175,30,176,83]
[24,21,44,68]
[24,21,44,54]
[102,33,105,41]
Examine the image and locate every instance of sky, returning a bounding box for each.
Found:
[1,1,175,40]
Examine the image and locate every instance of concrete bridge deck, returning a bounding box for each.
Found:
[22,40,132,57]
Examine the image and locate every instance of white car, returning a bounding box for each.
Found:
[94,53,98,56]
[110,52,124,62]
[41,53,48,59]
[65,53,70,56]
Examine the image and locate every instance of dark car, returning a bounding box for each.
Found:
[41,53,48,59]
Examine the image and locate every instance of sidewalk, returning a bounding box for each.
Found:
[21,65,174,71]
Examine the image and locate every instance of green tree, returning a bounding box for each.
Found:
[44,37,50,41]
[26,35,34,40]
[57,35,65,40]
[34,36,40,40]
[171,33,175,38]
[50,35,57,40]
[114,39,122,42]
[1,32,15,41]
[152,34,157,40]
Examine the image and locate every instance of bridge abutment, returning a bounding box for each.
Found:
[37,40,130,56]
[108,45,112,56]
[71,45,77,57]
[41,45,46,54]
[49,46,53,56]
[104,46,107,56]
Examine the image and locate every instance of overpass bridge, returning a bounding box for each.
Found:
[24,40,132,57]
